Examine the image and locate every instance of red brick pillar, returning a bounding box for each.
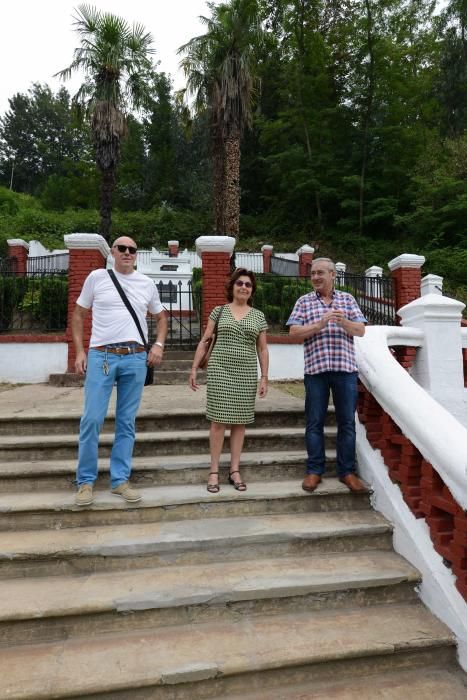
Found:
[7,239,29,275]
[168,240,179,257]
[297,245,315,278]
[64,234,110,371]
[261,245,273,273]
[195,236,235,329]
[388,254,425,324]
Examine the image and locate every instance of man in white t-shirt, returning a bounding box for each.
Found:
[72,236,168,506]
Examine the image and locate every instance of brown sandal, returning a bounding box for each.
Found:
[229,470,247,491]
[207,471,220,493]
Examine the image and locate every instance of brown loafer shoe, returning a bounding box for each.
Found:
[339,474,369,493]
[302,474,322,492]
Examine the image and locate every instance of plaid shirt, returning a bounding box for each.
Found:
[287,290,367,375]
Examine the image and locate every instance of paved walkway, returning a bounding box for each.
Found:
[0,382,304,419]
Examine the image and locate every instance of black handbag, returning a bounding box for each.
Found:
[108,270,154,386]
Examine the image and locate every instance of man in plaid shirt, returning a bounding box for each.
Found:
[287,257,369,493]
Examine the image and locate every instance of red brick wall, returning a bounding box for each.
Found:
[201,252,231,329]
[262,248,272,273]
[358,382,467,601]
[391,267,422,322]
[66,249,107,370]
[298,252,313,278]
[7,245,28,275]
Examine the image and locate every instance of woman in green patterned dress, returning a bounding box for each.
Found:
[189,268,269,493]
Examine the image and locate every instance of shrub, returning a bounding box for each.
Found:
[0,276,29,331]
[3,275,67,332]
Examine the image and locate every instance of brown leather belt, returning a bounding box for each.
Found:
[93,345,146,355]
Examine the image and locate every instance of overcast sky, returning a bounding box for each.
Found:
[0,0,217,117]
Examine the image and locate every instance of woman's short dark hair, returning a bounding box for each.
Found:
[225,268,257,305]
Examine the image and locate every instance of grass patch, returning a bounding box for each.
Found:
[0,383,17,393]
[272,381,305,400]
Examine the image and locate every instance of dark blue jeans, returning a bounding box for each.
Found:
[304,371,358,477]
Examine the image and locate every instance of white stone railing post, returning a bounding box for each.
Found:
[398,274,466,427]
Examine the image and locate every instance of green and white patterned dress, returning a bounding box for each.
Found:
[206,304,268,424]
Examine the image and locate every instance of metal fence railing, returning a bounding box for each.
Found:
[0,257,18,275]
[27,253,69,274]
[253,272,396,333]
[0,272,68,333]
[147,280,200,350]
[271,255,299,276]
[254,274,310,333]
[336,273,396,326]
[234,252,263,273]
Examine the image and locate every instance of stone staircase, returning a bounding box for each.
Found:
[49,349,199,387]
[0,396,466,699]
[154,349,204,385]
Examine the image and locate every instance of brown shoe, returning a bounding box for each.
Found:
[302,474,322,492]
[339,474,369,493]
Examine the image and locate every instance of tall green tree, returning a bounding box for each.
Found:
[56,4,155,240]
[179,0,263,238]
[436,0,467,137]
[0,83,87,194]
[144,73,177,207]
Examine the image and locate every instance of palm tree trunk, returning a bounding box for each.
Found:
[223,133,240,240]
[212,134,226,234]
[99,167,115,241]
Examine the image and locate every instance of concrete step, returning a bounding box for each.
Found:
[50,368,205,387]
[0,477,371,532]
[0,603,456,699]
[0,446,344,496]
[218,666,467,700]
[0,450,340,492]
[0,510,392,579]
[156,358,197,371]
[0,551,419,647]
[0,426,332,461]
[0,405,316,436]
[155,369,203,384]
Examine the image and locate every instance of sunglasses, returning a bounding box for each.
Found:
[235,280,253,288]
[115,244,137,255]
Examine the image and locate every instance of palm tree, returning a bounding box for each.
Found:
[178,0,263,239]
[56,4,155,240]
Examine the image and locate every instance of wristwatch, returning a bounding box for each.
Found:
[154,341,164,349]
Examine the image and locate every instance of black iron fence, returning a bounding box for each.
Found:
[255,274,310,332]
[147,279,201,350]
[335,273,396,325]
[271,255,299,276]
[254,272,396,333]
[0,272,68,333]
[27,253,69,274]
[0,257,18,275]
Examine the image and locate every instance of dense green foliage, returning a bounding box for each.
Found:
[0,273,68,332]
[0,0,465,289]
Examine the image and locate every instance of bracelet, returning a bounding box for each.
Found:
[154,341,164,349]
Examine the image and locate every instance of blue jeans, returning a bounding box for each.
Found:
[76,348,147,488]
[304,371,358,478]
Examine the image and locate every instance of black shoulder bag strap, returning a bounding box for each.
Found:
[108,269,149,350]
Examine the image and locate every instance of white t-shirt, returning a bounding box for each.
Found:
[77,269,164,348]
